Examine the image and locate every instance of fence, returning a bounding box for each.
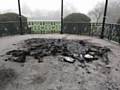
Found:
[0,21,29,36]
[0,21,120,43]
[27,21,120,43]
[28,21,61,34]
[63,22,120,43]
[91,23,120,43]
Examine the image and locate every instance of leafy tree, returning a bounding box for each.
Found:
[63,13,91,34]
[0,13,28,36]
[64,13,91,23]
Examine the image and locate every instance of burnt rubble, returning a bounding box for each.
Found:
[6,50,29,63]
[5,38,111,65]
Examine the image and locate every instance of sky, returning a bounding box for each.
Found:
[0,0,105,20]
[0,0,105,14]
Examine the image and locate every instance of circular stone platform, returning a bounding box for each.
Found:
[0,34,120,90]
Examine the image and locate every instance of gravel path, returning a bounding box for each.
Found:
[0,34,120,90]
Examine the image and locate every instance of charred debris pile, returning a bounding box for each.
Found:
[5,38,111,65]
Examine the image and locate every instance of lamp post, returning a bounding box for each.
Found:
[61,0,63,34]
[18,0,23,35]
[100,0,108,39]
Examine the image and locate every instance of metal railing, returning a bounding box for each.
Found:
[0,21,29,36]
[27,21,61,34]
[63,22,120,43]
[0,21,120,43]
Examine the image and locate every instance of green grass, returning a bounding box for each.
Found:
[28,21,61,34]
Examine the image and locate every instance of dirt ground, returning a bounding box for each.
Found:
[0,34,120,90]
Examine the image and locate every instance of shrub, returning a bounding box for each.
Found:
[0,13,28,36]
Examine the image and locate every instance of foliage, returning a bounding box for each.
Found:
[64,13,91,23]
[63,13,91,34]
[28,21,60,34]
[0,13,28,36]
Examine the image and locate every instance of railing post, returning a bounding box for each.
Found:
[108,24,112,40]
[119,31,120,44]
[100,0,108,39]
[18,0,23,35]
[61,0,63,34]
[118,26,120,44]
[88,23,91,36]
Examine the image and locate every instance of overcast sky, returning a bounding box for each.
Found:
[0,0,106,20]
[0,0,105,14]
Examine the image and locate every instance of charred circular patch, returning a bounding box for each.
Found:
[5,38,111,65]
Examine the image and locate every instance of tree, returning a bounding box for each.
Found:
[88,0,120,23]
[88,3,104,23]
[64,13,91,23]
[63,13,91,34]
[0,13,28,36]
